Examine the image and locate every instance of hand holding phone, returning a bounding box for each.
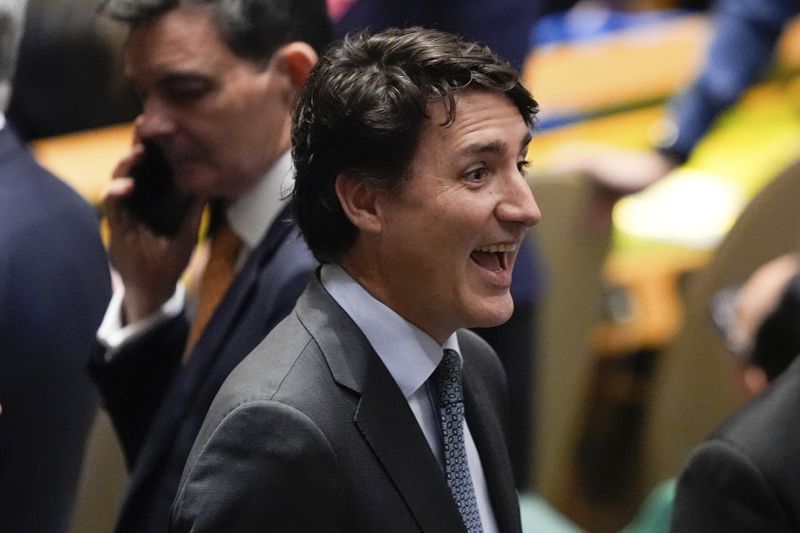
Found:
[122,141,195,236]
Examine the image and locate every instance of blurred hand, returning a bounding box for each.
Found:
[103,144,205,324]
[543,142,681,232]
[549,142,679,197]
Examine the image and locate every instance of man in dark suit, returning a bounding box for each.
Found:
[89,1,331,531]
[172,27,541,532]
[670,258,800,532]
[0,1,111,530]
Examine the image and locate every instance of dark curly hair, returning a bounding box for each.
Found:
[292,26,538,263]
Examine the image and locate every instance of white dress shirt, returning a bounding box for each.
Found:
[97,151,294,353]
[321,263,499,533]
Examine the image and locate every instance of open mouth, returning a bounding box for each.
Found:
[470,243,516,273]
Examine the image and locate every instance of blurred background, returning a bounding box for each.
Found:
[19,0,800,531]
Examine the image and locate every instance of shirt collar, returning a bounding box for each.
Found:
[320,263,461,399]
[226,151,293,249]
[0,113,7,131]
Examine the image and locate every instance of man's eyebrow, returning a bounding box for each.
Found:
[464,140,506,155]
[463,132,533,156]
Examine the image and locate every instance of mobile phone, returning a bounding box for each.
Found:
[122,141,195,236]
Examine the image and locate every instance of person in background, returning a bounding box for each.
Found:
[90,1,331,530]
[0,0,112,530]
[7,0,136,141]
[621,253,800,533]
[171,27,539,532]
[666,253,800,531]
[556,0,798,203]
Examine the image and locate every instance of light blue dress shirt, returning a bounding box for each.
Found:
[321,263,499,533]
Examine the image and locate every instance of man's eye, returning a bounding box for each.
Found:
[517,159,531,174]
[164,82,212,103]
[464,167,489,182]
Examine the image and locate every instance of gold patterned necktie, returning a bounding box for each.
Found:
[183,221,242,360]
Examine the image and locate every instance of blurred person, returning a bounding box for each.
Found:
[622,253,800,533]
[7,0,137,140]
[669,252,800,532]
[171,27,539,532]
[330,0,549,69]
[89,1,331,531]
[554,0,798,207]
[711,253,800,398]
[0,0,112,530]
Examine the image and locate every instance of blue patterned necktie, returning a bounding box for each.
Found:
[432,349,484,533]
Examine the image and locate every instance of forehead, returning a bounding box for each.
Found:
[415,90,529,158]
[124,5,236,78]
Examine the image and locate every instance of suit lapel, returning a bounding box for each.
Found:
[297,279,466,533]
[185,204,296,370]
[463,361,522,533]
[355,356,466,533]
[130,206,296,490]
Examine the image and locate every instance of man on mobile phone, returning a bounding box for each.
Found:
[91,1,331,531]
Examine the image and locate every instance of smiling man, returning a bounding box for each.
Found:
[172,27,540,532]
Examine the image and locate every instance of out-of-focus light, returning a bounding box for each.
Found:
[614,168,746,249]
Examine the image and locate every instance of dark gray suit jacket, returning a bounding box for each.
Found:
[171,274,522,532]
[671,355,800,532]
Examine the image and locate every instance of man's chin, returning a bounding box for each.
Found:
[469,299,515,330]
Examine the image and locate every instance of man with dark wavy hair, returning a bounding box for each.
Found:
[173,27,540,532]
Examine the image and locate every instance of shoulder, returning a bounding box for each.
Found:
[672,437,795,532]
[712,358,800,459]
[671,362,800,531]
[173,396,344,532]
[0,144,99,245]
[255,221,317,291]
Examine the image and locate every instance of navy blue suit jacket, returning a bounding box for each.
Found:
[0,125,111,532]
[89,204,317,533]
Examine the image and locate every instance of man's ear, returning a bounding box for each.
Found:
[273,42,318,90]
[335,174,383,234]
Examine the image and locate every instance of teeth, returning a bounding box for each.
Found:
[475,243,517,253]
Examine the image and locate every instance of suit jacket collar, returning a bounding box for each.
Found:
[186,203,297,368]
[128,204,299,493]
[297,277,466,531]
[296,276,520,533]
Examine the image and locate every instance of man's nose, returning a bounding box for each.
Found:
[497,171,541,227]
[135,100,175,139]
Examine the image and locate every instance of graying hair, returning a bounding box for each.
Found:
[96,0,332,64]
[0,0,27,112]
